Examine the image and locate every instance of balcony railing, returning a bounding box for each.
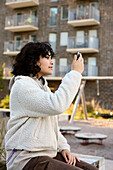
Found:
[3,40,28,56]
[48,64,98,77]
[3,64,98,79]
[5,14,38,32]
[3,67,12,79]
[82,65,98,76]
[68,6,100,27]
[48,65,71,77]
[67,36,99,53]
[5,0,39,9]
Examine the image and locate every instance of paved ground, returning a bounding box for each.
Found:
[59,118,113,170]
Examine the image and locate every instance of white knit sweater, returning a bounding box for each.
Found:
[5,70,82,166]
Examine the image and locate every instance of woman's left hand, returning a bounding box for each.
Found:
[61,150,80,166]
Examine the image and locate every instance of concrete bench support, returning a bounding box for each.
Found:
[72,153,105,170]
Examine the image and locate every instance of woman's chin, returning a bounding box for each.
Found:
[44,72,53,76]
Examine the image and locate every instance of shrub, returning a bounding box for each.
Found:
[87,104,94,113]
[0,118,7,169]
[0,95,9,109]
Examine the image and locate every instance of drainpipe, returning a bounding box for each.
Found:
[96,80,100,96]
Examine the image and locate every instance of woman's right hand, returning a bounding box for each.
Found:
[71,53,84,74]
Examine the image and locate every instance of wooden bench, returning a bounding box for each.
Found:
[72,153,105,170]
[75,132,107,145]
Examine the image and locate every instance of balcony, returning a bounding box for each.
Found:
[47,65,71,77]
[3,67,12,79]
[47,64,98,77]
[5,14,38,32]
[68,6,100,27]
[67,36,99,53]
[82,65,98,76]
[5,0,39,9]
[3,40,28,56]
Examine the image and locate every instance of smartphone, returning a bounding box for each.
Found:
[76,51,80,60]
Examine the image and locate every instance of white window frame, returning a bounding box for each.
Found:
[60,32,68,46]
[49,33,57,52]
[61,6,68,20]
[49,7,58,27]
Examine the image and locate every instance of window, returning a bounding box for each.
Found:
[29,35,36,42]
[61,6,68,20]
[14,36,21,51]
[77,4,85,19]
[49,8,57,26]
[52,58,56,76]
[90,2,98,9]
[88,57,98,76]
[31,10,38,24]
[76,31,85,48]
[49,33,57,52]
[60,32,68,46]
[88,30,97,48]
[59,58,67,76]
[16,13,22,26]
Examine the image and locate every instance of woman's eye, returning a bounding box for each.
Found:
[45,56,49,59]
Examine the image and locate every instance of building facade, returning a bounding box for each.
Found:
[0,0,113,110]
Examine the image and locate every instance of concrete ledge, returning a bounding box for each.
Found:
[58,114,70,121]
[72,153,105,170]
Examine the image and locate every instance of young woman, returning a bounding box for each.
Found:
[5,42,98,170]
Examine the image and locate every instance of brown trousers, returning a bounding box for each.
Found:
[23,152,98,170]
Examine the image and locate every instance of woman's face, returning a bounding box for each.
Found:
[36,55,53,78]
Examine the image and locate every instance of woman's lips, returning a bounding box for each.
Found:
[49,66,53,70]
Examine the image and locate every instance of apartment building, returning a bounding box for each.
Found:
[0,0,113,110]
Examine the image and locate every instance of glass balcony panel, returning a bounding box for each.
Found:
[50,65,71,77]
[3,67,12,79]
[47,64,98,77]
[69,6,100,22]
[5,14,38,28]
[68,37,76,48]
[82,65,98,76]
[68,36,98,50]
[4,41,28,53]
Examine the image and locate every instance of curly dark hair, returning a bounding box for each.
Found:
[12,41,55,76]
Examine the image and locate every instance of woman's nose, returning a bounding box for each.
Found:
[50,60,53,65]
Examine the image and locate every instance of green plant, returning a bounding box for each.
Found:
[87,104,94,113]
[0,95,9,109]
[0,119,7,169]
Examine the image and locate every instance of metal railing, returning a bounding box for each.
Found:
[5,14,38,27]
[3,64,98,78]
[69,6,100,22]
[82,65,98,76]
[68,36,99,50]
[4,41,29,52]
[48,64,98,77]
[6,0,39,3]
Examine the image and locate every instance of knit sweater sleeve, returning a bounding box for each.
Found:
[13,70,82,117]
[58,130,70,152]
